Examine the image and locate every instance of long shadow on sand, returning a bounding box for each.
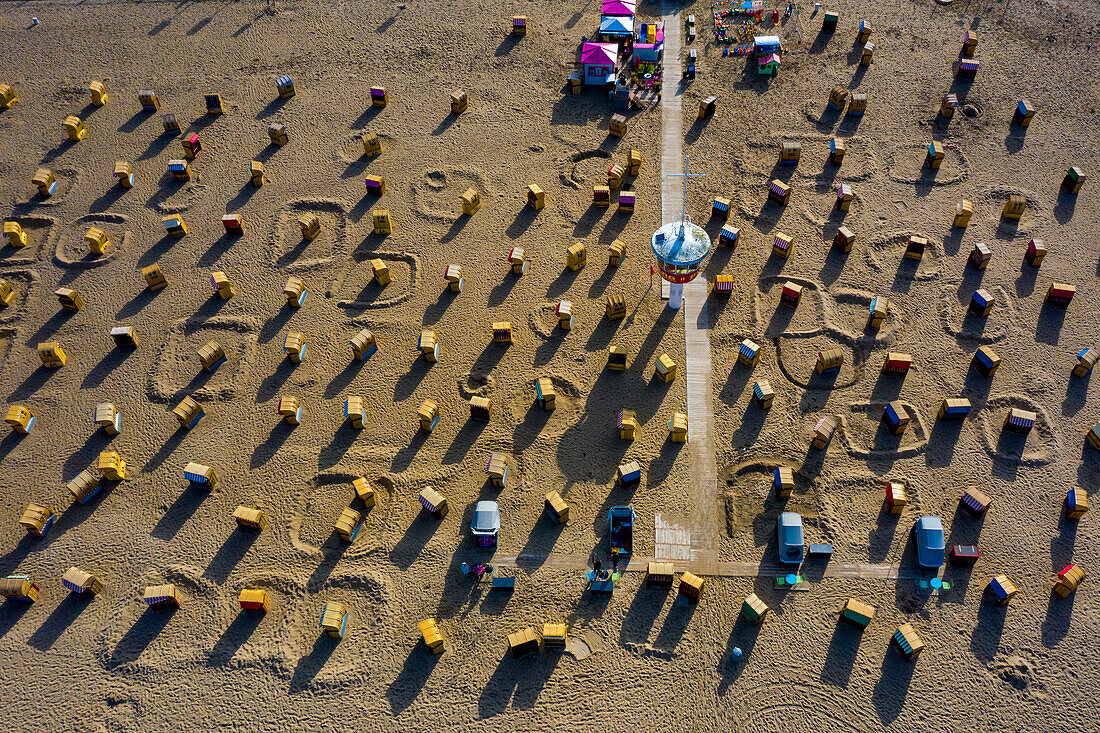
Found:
[203,529,260,583]
[319,422,361,470]
[1041,590,1075,649]
[443,419,488,465]
[151,483,208,541]
[0,599,33,641]
[718,616,763,695]
[81,347,135,389]
[306,534,351,592]
[143,429,187,474]
[251,421,296,469]
[871,649,915,724]
[969,591,1007,663]
[515,520,565,574]
[820,620,863,688]
[208,610,264,667]
[27,595,92,650]
[391,431,429,473]
[620,582,669,647]
[290,634,340,692]
[104,607,176,669]
[653,600,696,652]
[477,651,560,718]
[9,368,56,402]
[386,644,442,715]
[116,287,164,320]
[388,514,443,571]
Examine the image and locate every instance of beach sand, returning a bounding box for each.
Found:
[0,0,1096,729]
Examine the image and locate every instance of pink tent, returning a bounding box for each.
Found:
[581,41,618,85]
[602,0,636,16]
[581,42,618,65]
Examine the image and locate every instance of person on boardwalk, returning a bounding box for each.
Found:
[587,551,602,587]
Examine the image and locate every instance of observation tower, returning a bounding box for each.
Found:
[650,156,710,309]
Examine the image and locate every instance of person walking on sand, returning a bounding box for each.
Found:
[611,548,620,575]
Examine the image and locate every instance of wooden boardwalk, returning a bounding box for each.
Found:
[661,3,719,563]
[660,5,683,225]
[683,278,717,561]
[478,553,902,580]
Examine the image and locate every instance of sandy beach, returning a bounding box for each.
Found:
[0,0,1096,729]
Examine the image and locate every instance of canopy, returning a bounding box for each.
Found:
[581,41,617,66]
[633,42,661,62]
[754,35,781,51]
[599,15,634,36]
[601,0,636,15]
[652,219,710,269]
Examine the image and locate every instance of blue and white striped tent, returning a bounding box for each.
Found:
[599,15,634,39]
[275,75,295,98]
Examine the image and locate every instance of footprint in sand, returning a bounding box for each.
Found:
[146,315,261,403]
[55,213,129,268]
[411,167,489,222]
[269,199,349,272]
[0,270,38,324]
[329,251,419,310]
[974,394,1058,467]
[0,215,54,264]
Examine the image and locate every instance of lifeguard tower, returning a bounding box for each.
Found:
[650,156,710,310]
